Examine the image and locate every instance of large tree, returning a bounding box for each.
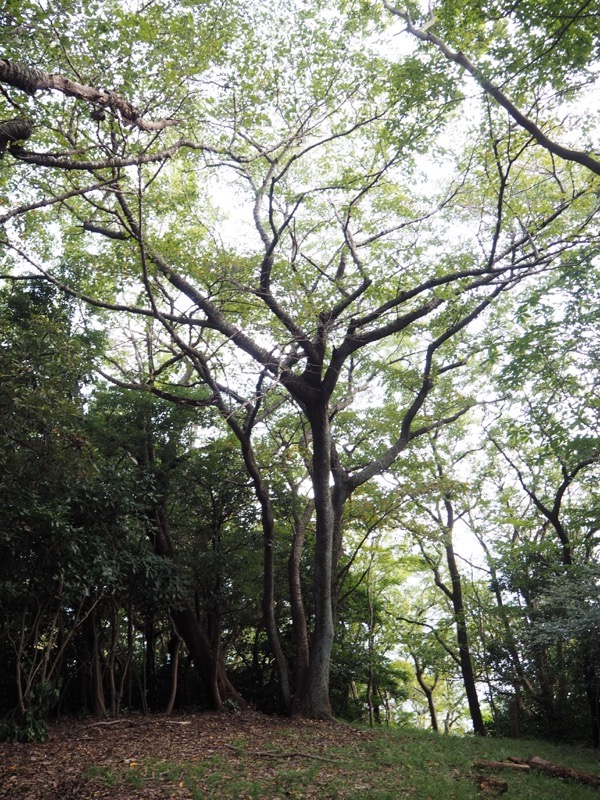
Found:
[1,0,598,719]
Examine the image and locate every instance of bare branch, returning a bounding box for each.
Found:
[10,139,212,170]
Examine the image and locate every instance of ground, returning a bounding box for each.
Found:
[4,710,598,800]
[0,711,375,799]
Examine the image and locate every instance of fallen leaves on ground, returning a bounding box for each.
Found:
[0,710,376,799]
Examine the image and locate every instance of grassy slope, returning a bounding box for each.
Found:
[345,726,600,800]
[86,720,600,800]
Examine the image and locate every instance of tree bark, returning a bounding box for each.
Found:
[165,634,181,715]
[414,658,439,733]
[86,608,107,718]
[382,4,600,178]
[0,59,180,131]
[141,415,245,711]
[444,530,486,735]
[237,433,291,714]
[508,756,600,787]
[301,404,335,719]
[288,497,313,713]
[583,655,600,748]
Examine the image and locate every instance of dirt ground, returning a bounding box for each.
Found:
[0,711,372,799]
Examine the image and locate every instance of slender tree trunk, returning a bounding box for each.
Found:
[330,478,349,621]
[583,656,600,748]
[145,617,156,711]
[87,609,106,718]
[150,485,244,710]
[288,497,312,712]
[126,602,133,710]
[444,534,485,735]
[107,600,119,716]
[479,534,539,703]
[414,658,439,733]
[366,556,376,728]
[168,582,239,710]
[137,411,244,710]
[239,442,291,714]
[208,609,222,709]
[202,397,292,714]
[165,634,181,715]
[15,610,27,721]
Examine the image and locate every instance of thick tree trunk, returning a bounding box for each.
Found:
[301,405,335,719]
[169,604,220,706]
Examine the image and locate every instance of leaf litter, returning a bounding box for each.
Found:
[0,710,377,799]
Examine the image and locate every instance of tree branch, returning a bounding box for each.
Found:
[381,4,600,176]
[0,58,181,132]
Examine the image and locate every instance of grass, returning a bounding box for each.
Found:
[85,724,600,799]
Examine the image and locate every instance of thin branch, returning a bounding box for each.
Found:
[0,179,117,224]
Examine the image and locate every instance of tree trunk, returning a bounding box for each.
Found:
[107,600,119,716]
[288,498,312,713]
[414,658,439,733]
[151,508,242,709]
[137,409,244,710]
[215,399,291,714]
[238,438,291,714]
[126,601,133,710]
[145,616,158,711]
[169,603,243,710]
[583,655,600,748]
[87,609,106,718]
[165,633,181,715]
[509,695,521,739]
[301,405,335,719]
[444,534,486,736]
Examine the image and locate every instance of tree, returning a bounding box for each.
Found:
[477,250,599,742]
[385,433,488,735]
[88,386,251,711]
[0,283,181,737]
[1,0,598,720]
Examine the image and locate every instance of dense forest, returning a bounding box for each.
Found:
[0,0,598,747]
